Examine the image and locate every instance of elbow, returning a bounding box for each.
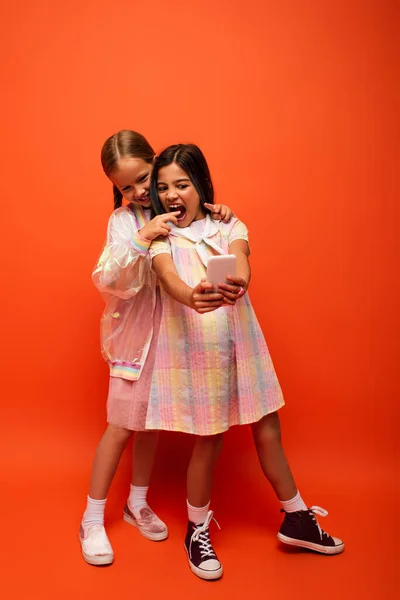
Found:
[157,272,170,292]
[239,246,250,258]
[92,273,136,300]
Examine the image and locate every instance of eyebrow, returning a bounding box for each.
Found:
[157,178,190,185]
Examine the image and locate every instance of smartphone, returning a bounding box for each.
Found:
[206,255,236,290]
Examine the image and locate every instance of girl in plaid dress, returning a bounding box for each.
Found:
[149,144,344,581]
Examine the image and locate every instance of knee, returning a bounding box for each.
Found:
[135,430,159,441]
[212,434,224,457]
[252,412,282,448]
[195,433,224,459]
[107,424,133,446]
[133,430,159,449]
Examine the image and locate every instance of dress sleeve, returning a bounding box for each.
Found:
[149,236,172,260]
[228,218,249,244]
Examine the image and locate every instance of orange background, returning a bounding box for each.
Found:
[0,1,398,598]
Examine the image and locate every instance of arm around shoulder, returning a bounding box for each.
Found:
[92,208,151,299]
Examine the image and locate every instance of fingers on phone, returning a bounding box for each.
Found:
[219,283,241,298]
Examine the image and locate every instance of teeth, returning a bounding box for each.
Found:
[169,204,186,221]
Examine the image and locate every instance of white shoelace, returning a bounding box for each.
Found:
[189,510,220,559]
[309,506,329,540]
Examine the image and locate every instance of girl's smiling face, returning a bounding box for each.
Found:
[156,162,205,227]
[110,157,153,207]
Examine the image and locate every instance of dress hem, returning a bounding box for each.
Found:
[143,401,285,436]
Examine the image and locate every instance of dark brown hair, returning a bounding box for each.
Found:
[101,130,155,209]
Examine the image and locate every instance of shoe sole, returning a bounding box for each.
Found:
[123,512,168,541]
[277,533,345,555]
[80,538,114,566]
[184,544,223,581]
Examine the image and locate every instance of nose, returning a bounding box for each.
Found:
[134,186,148,198]
[166,189,178,202]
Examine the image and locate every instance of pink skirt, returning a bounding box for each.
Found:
[106,289,162,431]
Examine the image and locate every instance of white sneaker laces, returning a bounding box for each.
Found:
[189,510,220,559]
[309,506,329,540]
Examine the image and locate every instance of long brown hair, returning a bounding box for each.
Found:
[101,130,155,209]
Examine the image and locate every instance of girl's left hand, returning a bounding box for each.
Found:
[205,203,233,223]
[218,275,248,305]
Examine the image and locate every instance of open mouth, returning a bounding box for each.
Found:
[169,204,187,222]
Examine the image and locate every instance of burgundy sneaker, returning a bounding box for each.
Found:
[277,506,344,555]
[123,504,168,541]
[184,511,223,580]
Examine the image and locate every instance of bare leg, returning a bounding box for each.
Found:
[251,412,297,501]
[251,412,345,555]
[89,424,133,499]
[187,434,223,507]
[132,431,160,486]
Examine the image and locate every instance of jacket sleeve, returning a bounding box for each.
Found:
[92,209,152,300]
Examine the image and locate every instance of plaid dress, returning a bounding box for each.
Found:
[146,215,284,435]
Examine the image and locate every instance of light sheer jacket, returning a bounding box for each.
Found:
[92,204,156,381]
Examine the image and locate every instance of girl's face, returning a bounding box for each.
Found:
[157,162,205,227]
[110,157,153,207]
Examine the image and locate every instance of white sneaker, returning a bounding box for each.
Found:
[79,522,114,566]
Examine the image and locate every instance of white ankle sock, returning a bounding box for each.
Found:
[128,484,149,514]
[187,500,210,525]
[280,491,307,513]
[83,496,107,527]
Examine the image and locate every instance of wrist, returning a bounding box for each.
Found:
[129,231,152,255]
[187,288,196,310]
[138,228,152,242]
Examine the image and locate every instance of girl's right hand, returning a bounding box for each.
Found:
[139,212,180,241]
[218,275,248,305]
[190,280,224,314]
